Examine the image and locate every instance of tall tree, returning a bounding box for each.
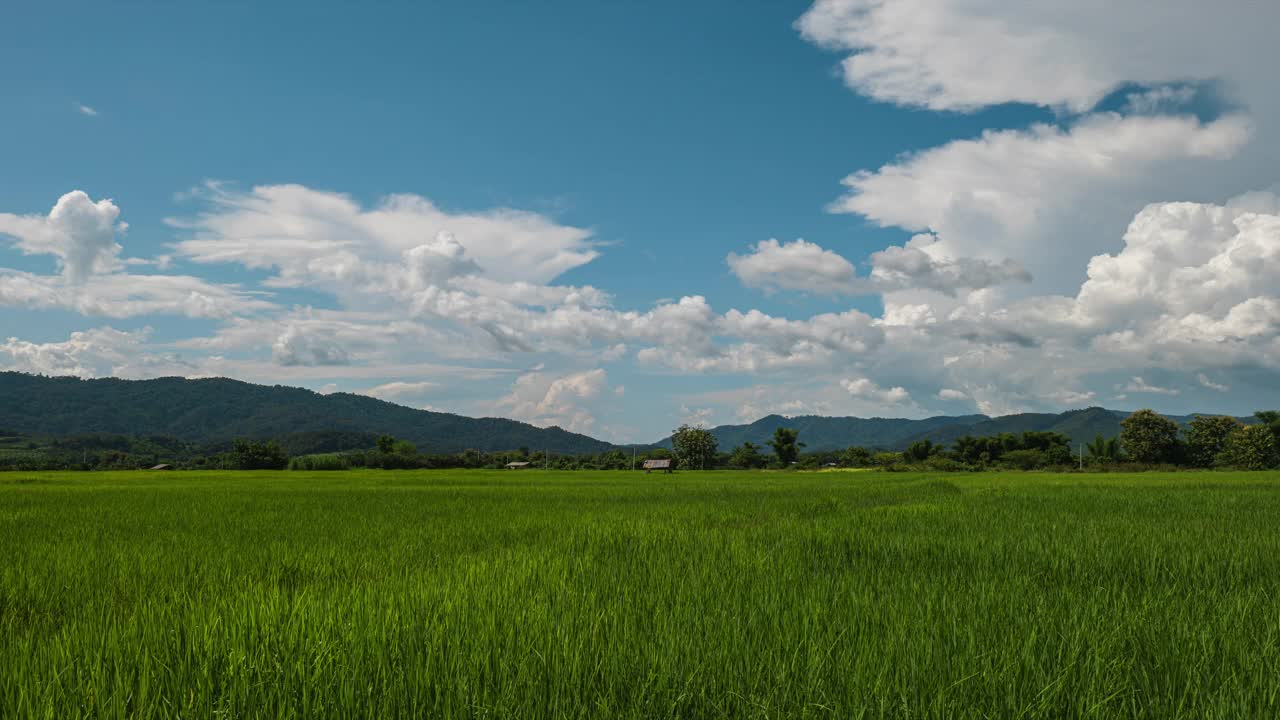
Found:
[1184,415,1243,468]
[1219,424,1280,470]
[1255,411,1280,445]
[728,442,767,469]
[768,427,803,465]
[671,425,718,470]
[1085,434,1122,464]
[1120,409,1182,464]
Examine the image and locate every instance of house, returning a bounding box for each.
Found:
[642,458,673,474]
[149,464,173,471]
[505,461,531,470]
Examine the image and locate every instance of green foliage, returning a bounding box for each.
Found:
[767,427,803,465]
[728,442,767,469]
[951,431,1071,467]
[1120,409,1183,464]
[671,425,718,470]
[1217,424,1279,470]
[1184,415,1244,468]
[1085,434,1122,464]
[903,439,941,462]
[999,449,1051,471]
[1255,411,1280,446]
[229,439,289,470]
[841,446,873,467]
[288,454,351,471]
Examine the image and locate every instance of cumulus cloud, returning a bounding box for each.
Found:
[170,183,598,292]
[840,377,910,405]
[727,238,857,295]
[0,191,275,319]
[361,380,440,407]
[1198,374,1230,393]
[833,114,1251,297]
[796,0,1280,113]
[496,368,611,434]
[0,327,197,379]
[0,191,125,282]
[727,236,1029,296]
[77,104,98,117]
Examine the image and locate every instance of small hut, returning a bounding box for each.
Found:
[149,464,173,471]
[505,461,532,470]
[641,458,673,474]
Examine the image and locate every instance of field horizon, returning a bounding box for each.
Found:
[4,469,1280,718]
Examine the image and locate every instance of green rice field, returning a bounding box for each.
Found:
[3,469,1280,718]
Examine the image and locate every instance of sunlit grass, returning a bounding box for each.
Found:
[2,469,1279,718]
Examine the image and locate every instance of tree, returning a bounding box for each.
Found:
[903,439,940,462]
[841,446,873,467]
[1085,434,1122,464]
[728,442,767,469]
[230,439,289,470]
[1218,424,1279,470]
[768,427,803,465]
[671,425,718,470]
[1184,415,1243,468]
[1120,409,1181,464]
[376,435,397,454]
[1255,411,1280,446]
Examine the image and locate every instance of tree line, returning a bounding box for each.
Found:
[2,409,1277,472]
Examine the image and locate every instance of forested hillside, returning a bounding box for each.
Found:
[0,373,613,454]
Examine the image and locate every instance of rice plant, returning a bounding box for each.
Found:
[2,469,1279,718]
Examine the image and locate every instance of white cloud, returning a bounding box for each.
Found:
[796,0,1280,113]
[496,368,612,434]
[0,191,125,282]
[678,405,715,428]
[0,269,274,319]
[727,238,857,295]
[727,236,1029,296]
[840,377,911,405]
[0,327,173,378]
[833,113,1251,297]
[1124,86,1197,115]
[361,380,440,407]
[170,183,598,291]
[937,388,968,401]
[77,104,98,117]
[1121,377,1180,396]
[1198,374,1230,393]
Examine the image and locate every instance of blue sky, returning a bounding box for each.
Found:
[3,0,1280,442]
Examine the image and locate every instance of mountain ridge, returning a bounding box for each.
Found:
[0,372,1256,454]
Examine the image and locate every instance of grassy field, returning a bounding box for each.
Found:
[3,470,1280,719]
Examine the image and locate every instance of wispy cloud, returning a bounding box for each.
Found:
[77,104,99,117]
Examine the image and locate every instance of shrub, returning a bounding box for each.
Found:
[288,454,351,471]
[999,449,1049,471]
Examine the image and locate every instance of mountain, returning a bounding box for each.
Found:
[661,407,1257,452]
[0,372,613,455]
[659,413,987,452]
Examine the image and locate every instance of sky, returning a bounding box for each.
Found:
[3,0,1280,443]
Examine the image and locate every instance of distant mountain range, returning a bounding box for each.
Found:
[0,372,1257,455]
[0,372,612,455]
[654,407,1259,452]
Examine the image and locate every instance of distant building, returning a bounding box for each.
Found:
[505,461,531,470]
[642,458,673,473]
[149,464,173,471]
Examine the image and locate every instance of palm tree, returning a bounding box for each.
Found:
[1085,434,1122,464]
